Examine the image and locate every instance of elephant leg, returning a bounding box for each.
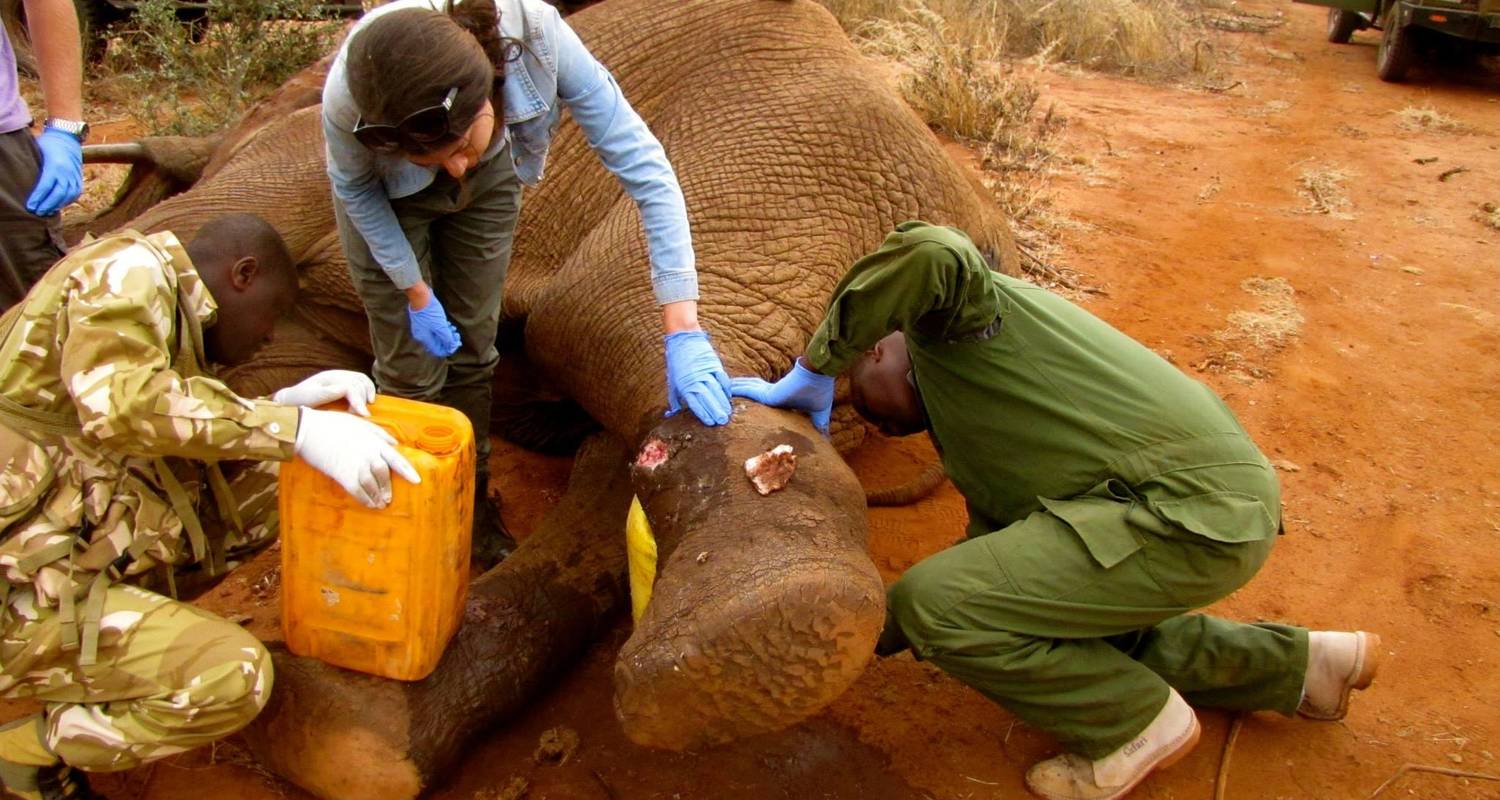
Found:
[239,433,634,800]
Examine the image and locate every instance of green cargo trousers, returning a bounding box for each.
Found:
[338,146,523,465]
[883,502,1309,759]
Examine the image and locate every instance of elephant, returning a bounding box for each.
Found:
[84,0,1018,796]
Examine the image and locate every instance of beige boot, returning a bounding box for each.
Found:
[1298,630,1381,721]
[1025,689,1201,800]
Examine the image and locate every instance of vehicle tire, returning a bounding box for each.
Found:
[1327,8,1362,43]
[10,0,114,68]
[73,0,118,63]
[1376,4,1416,81]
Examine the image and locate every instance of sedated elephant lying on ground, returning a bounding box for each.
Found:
[86,0,1017,796]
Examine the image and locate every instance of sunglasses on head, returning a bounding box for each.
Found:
[352,87,460,154]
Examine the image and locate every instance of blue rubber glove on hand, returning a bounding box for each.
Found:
[408,295,461,358]
[26,128,84,217]
[730,360,835,434]
[664,330,733,426]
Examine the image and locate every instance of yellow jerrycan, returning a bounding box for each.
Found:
[279,395,474,681]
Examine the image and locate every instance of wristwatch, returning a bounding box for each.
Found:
[43,118,89,143]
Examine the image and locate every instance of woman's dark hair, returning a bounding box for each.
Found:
[346,0,517,154]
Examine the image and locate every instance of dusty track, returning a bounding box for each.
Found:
[42,1,1500,798]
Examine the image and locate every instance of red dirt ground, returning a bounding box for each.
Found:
[14,2,1500,798]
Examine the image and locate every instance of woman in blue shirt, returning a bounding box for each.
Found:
[323,0,732,564]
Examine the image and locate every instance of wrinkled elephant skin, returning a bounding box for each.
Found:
[90,0,1018,789]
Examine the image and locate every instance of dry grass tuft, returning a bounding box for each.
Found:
[1477,202,1500,231]
[816,0,1270,291]
[855,8,1039,142]
[1196,5,1285,33]
[1196,175,1222,202]
[1395,106,1468,133]
[1225,277,1303,351]
[1196,276,1303,381]
[822,0,1217,79]
[1296,165,1354,218]
[852,2,1072,287]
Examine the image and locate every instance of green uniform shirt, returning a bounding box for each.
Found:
[808,222,1279,560]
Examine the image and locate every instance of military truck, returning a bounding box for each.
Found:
[1298,0,1500,81]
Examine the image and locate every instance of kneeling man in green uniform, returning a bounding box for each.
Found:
[733,221,1380,800]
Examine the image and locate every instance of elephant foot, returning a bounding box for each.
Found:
[615,402,885,750]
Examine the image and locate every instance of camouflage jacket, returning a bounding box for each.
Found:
[0,230,299,611]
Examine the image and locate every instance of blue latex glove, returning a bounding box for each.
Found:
[664,330,733,426]
[26,128,84,217]
[730,360,835,434]
[407,295,461,357]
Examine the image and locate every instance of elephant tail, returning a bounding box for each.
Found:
[864,461,948,507]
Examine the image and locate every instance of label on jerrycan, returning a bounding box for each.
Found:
[279,395,474,681]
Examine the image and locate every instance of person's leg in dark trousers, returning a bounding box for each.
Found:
[0,130,66,309]
[429,152,522,567]
[337,185,447,401]
[338,150,521,567]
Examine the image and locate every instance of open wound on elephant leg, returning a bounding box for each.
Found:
[744,444,797,496]
[636,438,670,470]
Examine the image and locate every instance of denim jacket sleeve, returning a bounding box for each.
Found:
[552,17,698,306]
[322,74,426,291]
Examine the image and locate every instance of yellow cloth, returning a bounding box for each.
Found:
[625,496,658,622]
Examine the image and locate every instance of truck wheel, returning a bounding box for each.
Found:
[1327,9,1361,43]
[73,0,118,63]
[1376,5,1416,81]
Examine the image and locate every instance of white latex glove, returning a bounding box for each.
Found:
[294,408,421,509]
[273,370,378,416]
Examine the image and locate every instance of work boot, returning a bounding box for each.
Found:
[1298,630,1381,721]
[471,485,517,571]
[0,763,101,800]
[1025,688,1201,800]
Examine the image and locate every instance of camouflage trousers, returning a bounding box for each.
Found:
[0,585,272,771]
[174,460,283,588]
[0,461,281,772]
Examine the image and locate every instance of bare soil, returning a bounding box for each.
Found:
[11,1,1500,798]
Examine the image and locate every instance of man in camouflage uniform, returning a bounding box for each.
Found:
[0,215,420,800]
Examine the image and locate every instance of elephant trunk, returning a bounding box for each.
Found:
[865,461,949,507]
[616,403,884,750]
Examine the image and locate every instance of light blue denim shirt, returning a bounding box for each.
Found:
[322,0,698,305]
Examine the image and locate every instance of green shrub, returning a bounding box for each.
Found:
[108,0,340,136]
